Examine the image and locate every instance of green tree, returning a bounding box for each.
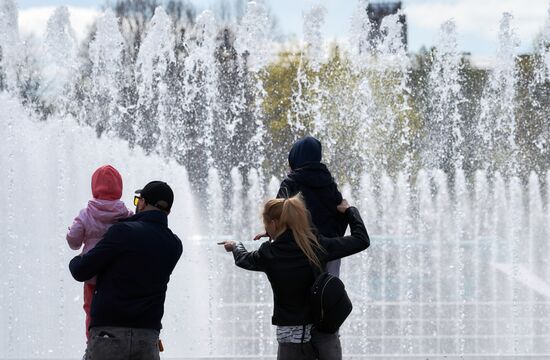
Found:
[260,50,304,179]
[515,54,550,177]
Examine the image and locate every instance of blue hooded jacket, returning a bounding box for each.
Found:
[288,136,323,170]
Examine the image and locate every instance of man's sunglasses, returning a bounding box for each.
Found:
[133,195,142,206]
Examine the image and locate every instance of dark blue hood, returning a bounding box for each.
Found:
[288,136,322,170]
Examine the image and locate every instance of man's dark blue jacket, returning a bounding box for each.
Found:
[69,210,182,330]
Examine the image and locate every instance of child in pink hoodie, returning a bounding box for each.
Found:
[66,165,133,339]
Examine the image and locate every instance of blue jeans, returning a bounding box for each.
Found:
[86,327,160,360]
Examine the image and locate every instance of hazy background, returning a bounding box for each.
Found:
[15,0,550,59]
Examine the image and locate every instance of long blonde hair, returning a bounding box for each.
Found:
[263,194,324,268]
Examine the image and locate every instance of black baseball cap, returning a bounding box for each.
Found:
[135,181,174,211]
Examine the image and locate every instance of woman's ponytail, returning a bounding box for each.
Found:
[264,194,324,268]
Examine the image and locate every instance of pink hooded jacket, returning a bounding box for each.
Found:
[67,165,133,284]
[66,199,133,283]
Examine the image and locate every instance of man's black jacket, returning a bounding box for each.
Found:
[69,210,182,330]
[231,207,369,326]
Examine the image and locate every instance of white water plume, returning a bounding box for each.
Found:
[303,4,327,72]
[135,6,175,155]
[181,10,218,165]
[87,8,124,135]
[235,1,271,72]
[424,19,465,170]
[376,11,408,71]
[478,12,519,175]
[349,0,373,71]
[41,6,77,110]
[370,12,413,174]
[0,0,19,90]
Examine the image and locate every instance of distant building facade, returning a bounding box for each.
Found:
[367,1,408,50]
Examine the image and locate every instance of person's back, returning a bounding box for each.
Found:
[82,210,182,329]
[256,229,317,325]
[225,195,369,360]
[69,181,182,360]
[67,165,133,256]
[277,136,348,275]
[66,165,133,339]
[278,163,347,237]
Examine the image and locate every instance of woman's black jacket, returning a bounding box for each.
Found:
[231,207,369,326]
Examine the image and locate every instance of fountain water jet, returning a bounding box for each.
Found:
[478,13,519,176]
[0,0,19,90]
[86,8,124,136]
[135,6,175,155]
[424,20,464,170]
[42,6,78,112]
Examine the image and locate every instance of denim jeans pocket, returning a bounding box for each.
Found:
[89,335,125,360]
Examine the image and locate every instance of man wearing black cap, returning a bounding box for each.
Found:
[69,181,182,360]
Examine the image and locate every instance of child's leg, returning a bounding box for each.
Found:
[83,283,96,340]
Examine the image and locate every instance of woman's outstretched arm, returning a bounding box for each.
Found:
[222,241,267,272]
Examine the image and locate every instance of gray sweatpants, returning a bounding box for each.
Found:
[86,326,160,360]
[325,259,341,278]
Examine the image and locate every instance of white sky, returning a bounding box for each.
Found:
[14,0,550,56]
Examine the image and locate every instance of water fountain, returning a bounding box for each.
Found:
[42,6,78,114]
[478,13,520,176]
[135,6,175,155]
[424,19,464,170]
[1,0,549,358]
[86,8,124,136]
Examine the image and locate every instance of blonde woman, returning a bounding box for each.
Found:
[221,194,369,360]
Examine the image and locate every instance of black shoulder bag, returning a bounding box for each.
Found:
[310,267,353,334]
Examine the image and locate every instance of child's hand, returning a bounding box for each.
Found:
[337,199,351,213]
[253,232,268,241]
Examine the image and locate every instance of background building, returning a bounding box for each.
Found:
[367,1,408,50]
